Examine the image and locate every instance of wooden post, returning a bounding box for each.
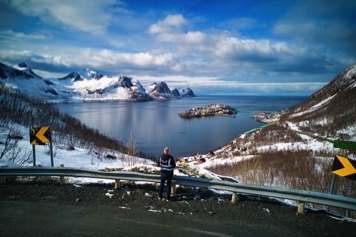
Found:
[114,179,120,190]
[297,202,305,214]
[231,193,237,203]
[60,164,65,185]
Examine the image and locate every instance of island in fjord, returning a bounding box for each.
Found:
[178,104,237,118]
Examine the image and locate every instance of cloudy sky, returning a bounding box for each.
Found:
[0,0,355,96]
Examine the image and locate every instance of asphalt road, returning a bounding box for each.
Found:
[0,201,284,237]
[1,181,355,237]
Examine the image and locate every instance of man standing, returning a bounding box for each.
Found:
[158,147,176,201]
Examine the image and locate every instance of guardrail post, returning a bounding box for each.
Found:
[114,179,120,190]
[297,202,305,214]
[231,193,237,203]
[171,185,177,196]
[346,210,350,217]
[171,184,176,196]
[60,164,65,185]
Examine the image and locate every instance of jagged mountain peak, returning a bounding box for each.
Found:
[342,64,356,80]
[322,64,356,93]
[147,81,175,99]
[118,75,134,88]
[178,87,195,97]
[58,72,84,82]
[84,68,104,80]
[13,62,42,79]
[18,62,28,68]
[148,81,171,93]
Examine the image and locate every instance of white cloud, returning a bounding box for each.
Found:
[148,14,187,34]
[80,49,176,68]
[0,48,179,73]
[214,37,278,60]
[1,30,47,40]
[7,0,117,34]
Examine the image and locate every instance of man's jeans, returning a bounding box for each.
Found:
[159,171,173,200]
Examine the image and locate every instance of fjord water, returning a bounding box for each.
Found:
[56,96,306,157]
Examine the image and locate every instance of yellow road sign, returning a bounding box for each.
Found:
[30,126,51,145]
[332,155,356,181]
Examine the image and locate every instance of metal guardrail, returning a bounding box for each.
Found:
[1,166,355,211]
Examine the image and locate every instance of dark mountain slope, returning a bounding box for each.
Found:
[280,64,356,139]
[0,62,41,79]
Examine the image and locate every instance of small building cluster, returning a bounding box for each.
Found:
[177,151,214,165]
[178,104,237,118]
[252,112,280,123]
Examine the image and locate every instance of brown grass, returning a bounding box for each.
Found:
[207,150,356,217]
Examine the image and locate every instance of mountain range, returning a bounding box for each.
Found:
[0,62,195,102]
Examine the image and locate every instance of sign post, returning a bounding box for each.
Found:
[30,126,53,166]
[32,145,36,167]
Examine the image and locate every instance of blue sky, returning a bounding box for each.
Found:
[0,0,355,96]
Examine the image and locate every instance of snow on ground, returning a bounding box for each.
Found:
[198,155,256,169]
[0,124,219,184]
[288,94,336,119]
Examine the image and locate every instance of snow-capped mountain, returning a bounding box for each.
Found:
[0,62,60,99]
[148,81,174,99]
[57,71,152,102]
[0,62,195,102]
[147,81,196,100]
[280,64,356,140]
[176,88,195,97]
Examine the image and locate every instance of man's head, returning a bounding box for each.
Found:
[164,147,170,154]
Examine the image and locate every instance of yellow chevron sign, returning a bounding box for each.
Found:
[30,126,51,145]
[332,155,356,181]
